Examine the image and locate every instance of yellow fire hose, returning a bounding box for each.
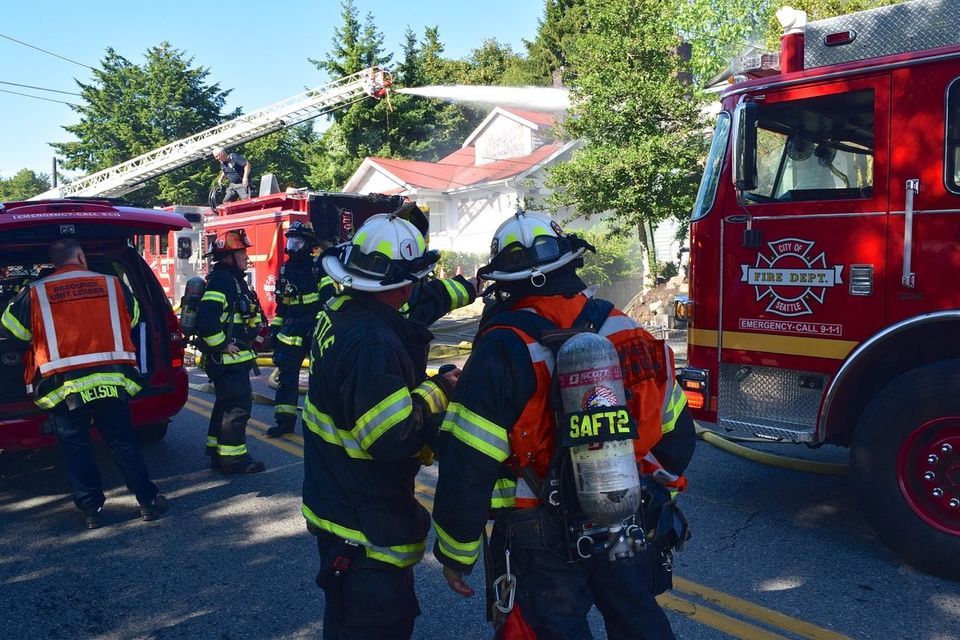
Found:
[694,424,849,476]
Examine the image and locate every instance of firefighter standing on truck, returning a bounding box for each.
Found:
[431,211,696,640]
[195,229,267,474]
[267,222,334,438]
[302,213,460,640]
[0,239,168,529]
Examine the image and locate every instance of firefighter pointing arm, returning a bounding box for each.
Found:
[431,211,696,639]
[302,213,458,640]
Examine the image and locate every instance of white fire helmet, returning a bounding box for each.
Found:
[321,213,439,292]
[479,210,590,284]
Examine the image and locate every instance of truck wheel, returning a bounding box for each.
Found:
[136,422,169,444]
[851,359,960,579]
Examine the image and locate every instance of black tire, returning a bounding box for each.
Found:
[136,422,169,444]
[851,359,960,580]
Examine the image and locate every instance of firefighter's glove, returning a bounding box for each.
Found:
[412,374,454,418]
[442,565,475,598]
[417,445,435,467]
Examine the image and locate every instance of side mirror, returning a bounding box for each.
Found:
[177,237,192,260]
[733,100,758,191]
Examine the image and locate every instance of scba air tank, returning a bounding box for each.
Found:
[178,276,206,336]
[556,332,641,530]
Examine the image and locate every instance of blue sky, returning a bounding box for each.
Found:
[0,0,544,179]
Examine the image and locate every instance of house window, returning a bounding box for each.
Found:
[426,200,448,234]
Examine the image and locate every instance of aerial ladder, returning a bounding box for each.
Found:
[32,67,392,200]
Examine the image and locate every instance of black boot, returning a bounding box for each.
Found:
[266,424,294,438]
[220,455,266,474]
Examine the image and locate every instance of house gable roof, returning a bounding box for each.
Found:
[462,106,558,148]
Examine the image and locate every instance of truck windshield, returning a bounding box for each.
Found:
[692,113,731,220]
[745,89,874,203]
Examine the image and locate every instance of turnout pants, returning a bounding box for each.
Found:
[204,358,253,461]
[51,395,159,511]
[490,512,675,640]
[272,341,309,430]
[316,532,420,640]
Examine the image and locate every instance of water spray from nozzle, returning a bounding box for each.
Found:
[396,85,569,112]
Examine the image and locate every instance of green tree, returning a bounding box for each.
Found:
[52,43,233,206]
[578,230,641,287]
[526,0,588,84]
[548,0,706,246]
[0,169,50,201]
[237,125,318,193]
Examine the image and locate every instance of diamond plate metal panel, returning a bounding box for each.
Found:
[805,0,960,69]
[717,364,826,442]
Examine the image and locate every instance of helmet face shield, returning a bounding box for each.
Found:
[488,235,573,274]
[285,237,308,254]
[338,244,440,285]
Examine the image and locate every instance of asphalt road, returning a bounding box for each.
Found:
[1,365,958,639]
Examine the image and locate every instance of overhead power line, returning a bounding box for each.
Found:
[0,80,81,96]
[0,87,78,107]
[0,32,94,70]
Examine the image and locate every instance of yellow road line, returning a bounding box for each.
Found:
[672,577,851,640]
[187,393,305,446]
[183,399,304,458]
[659,593,790,640]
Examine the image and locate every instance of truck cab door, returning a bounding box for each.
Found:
[717,75,890,442]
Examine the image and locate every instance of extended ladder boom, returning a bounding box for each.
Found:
[33,67,390,200]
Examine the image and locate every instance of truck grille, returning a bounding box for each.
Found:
[717,364,826,442]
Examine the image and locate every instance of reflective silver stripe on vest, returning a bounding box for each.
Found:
[39,351,137,375]
[597,313,639,338]
[516,478,537,501]
[660,342,675,420]
[34,281,60,362]
[105,278,124,352]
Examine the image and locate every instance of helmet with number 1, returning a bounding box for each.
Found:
[478,210,594,284]
[207,229,252,260]
[284,221,319,255]
[321,212,440,292]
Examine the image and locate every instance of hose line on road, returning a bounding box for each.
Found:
[695,424,850,477]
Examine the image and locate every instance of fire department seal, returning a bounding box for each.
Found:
[740,238,843,317]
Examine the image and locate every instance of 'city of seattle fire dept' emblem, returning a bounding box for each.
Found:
[741,238,843,317]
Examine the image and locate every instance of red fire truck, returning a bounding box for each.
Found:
[141,205,207,305]
[198,190,404,319]
[681,0,960,577]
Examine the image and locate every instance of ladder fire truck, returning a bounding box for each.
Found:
[35,68,396,310]
[681,0,960,577]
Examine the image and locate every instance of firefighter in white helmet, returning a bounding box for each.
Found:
[302,212,460,639]
[431,210,696,639]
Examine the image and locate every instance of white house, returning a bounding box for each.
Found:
[343,107,581,255]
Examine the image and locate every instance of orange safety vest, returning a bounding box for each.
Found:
[24,267,137,383]
[487,293,675,508]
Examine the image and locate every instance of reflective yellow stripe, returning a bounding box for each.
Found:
[490,478,517,509]
[201,290,228,307]
[204,331,226,347]
[319,276,335,290]
[130,296,140,327]
[206,436,218,447]
[1,306,31,341]
[441,279,469,310]
[441,403,510,462]
[301,505,425,567]
[353,387,412,449]
[34,372,141,409]
[661,382,687,435]
[302,397,372,459]
[274,404,298,415]
[270,316,283,327]
[218,443,248,456]
[277,333,304,347]
[222,349,256,365]
[434,522,481,565]
[327,295,351,311]
[411,379,448,415]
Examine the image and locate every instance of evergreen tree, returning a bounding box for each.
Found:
[526,0,588,84]
[0,169,51,201]
[52,43,233,205]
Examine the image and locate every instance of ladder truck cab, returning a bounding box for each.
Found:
[205,190,410,321]
[681,0,960,577]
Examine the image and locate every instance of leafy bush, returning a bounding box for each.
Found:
[578,230,642,287]
[437,251,485,278]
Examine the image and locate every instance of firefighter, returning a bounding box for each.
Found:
[303,213,459,640]
[195,229,267,474]
[212,147,252,202]
[0,239,168,529]
[431,211,696,640]
[267,221,334,438]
